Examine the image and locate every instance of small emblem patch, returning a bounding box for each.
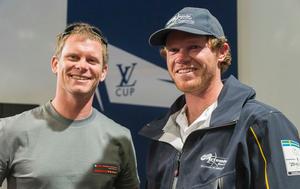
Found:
[200,153,227,170]
[281,140,300,176]
[93,164,119,175]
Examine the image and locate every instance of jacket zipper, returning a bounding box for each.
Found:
[171,151,182,189]
[143,120,237,188]
[217,177,224,189]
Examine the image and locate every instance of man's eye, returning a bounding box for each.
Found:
[87,58,99,65]
[167,48,178,54]
[189,45,201,50]
[68,55,79,61]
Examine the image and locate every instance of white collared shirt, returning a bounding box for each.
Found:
[176,101,218,143]
[159,101,218,151]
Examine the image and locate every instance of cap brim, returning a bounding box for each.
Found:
[149,26,212,46]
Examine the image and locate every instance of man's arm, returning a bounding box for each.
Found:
[0,119,9,187]
[115,131,140,189]
[248,111,300,188]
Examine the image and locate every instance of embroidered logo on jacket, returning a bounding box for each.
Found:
[200,153,227,170]
[93,164,119,175]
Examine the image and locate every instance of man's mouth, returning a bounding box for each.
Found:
[70,75,91,80]
[176,67,197,74]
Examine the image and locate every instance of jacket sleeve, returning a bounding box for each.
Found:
[0,119,9,186]
[248,110,300,189]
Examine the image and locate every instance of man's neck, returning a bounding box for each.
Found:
[51,94,94,120]
[185,81,223,125]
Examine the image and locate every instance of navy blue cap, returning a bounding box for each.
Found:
[149,7,224,46]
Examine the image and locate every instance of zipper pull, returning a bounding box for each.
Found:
[174,152,181,177]
[172,152,182,189]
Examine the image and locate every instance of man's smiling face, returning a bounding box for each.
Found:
[165,31,221,95]
[51,34,107,98]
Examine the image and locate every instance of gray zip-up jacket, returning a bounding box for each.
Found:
[139,75,300,189]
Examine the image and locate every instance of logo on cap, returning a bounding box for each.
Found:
[166,13,195,27]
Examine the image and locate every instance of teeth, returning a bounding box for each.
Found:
[177,68,196,74]
[71,75,89,80]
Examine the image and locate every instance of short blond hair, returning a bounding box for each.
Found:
[54,22,108,65]
[207,36,232,73]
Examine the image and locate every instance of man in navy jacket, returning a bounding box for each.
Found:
[139,7,300,189]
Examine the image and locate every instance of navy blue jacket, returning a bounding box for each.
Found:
[139,76,300,189]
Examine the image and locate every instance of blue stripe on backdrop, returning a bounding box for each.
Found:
[67,1,237,187]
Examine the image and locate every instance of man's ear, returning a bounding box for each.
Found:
[100,64,108,82]
[51,56,59,75]
[217,42,229,62]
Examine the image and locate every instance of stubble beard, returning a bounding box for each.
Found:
[174,69,214,96]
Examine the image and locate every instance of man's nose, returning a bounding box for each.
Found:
[175,49,191,64]
[74,59,88,71]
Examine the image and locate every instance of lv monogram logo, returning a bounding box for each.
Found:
[116,63,137,87]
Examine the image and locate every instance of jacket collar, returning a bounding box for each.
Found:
[139,75,256,139]
[210,75,256,127]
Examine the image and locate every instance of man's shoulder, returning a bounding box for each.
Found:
[0,105,43,133]
[239,99,291,127]
[92,109,131,136]
[243,99,280,116]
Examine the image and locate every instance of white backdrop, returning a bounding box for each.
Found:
[238,0,300,129]
[0,1,67,188]
[0,0,66,105]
